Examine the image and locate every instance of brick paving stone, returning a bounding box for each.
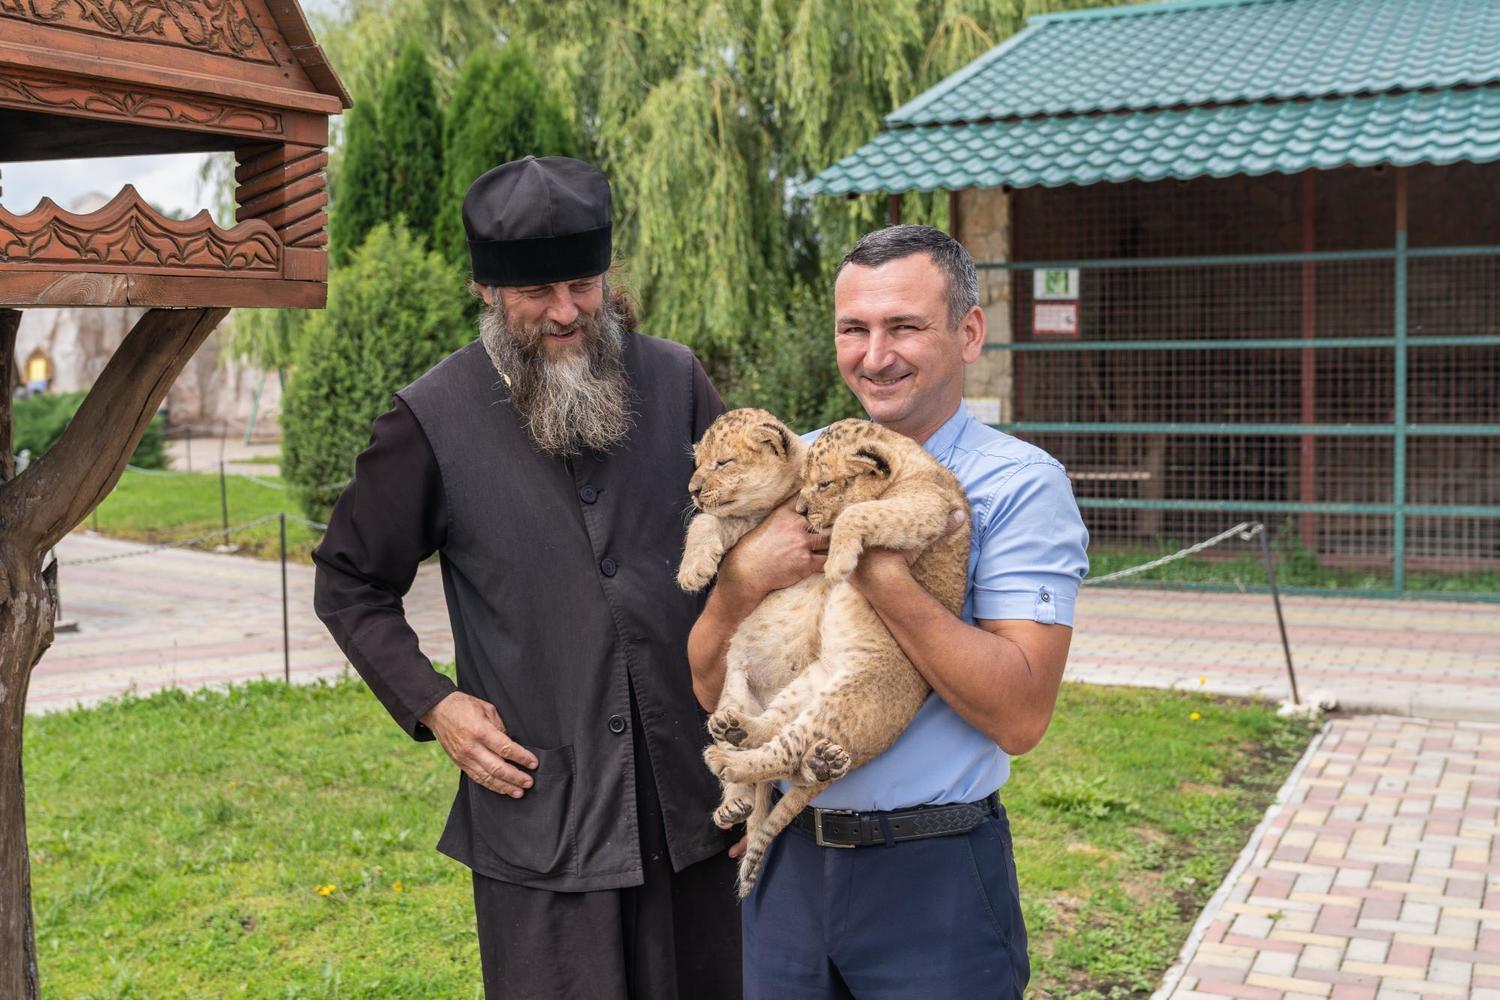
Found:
[1159,717,1500,1000]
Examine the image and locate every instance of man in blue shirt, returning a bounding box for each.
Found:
[688,225,1089,999]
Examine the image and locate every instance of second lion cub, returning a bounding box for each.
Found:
[704,418,971,892]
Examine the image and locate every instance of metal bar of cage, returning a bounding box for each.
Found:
[976,195,1498,599]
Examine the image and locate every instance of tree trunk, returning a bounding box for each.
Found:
[0,307,226,999]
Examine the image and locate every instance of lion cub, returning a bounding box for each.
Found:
[704,418,971,893]
[677,408,827,831]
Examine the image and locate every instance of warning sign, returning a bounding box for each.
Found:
[1033,302,1079,337]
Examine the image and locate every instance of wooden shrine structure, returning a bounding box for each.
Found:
[0,0,350,308]
[0,5,347,997]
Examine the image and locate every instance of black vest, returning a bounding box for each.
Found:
[400,335,728,891]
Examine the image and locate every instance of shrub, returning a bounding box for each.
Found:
[281,222,471,521]
[12,390,168,470]
[381,42,444,250]
[438,46,575,275]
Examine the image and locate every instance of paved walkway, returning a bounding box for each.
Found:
[33,532,451,713]
[164,433,280,477]
[1158,716,1500,1000]
[1070,587,1500,721]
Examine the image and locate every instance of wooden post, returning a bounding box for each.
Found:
[887,194,902,226]
[0,307,227,1000]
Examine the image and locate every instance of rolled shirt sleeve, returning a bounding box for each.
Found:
[969,460,1090,627]
[312,396,456,740]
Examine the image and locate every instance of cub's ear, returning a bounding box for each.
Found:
[753,422,792,458]
[850,446,892,477]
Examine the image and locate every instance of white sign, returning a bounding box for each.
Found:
[1033,302,1079,337]
[1033,268,1080,300]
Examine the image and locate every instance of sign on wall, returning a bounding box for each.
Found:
[1032,268,1080,338]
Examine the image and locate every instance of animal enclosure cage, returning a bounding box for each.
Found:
[986,162,1500,596]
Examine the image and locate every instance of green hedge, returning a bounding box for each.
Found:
[11,390,168,469]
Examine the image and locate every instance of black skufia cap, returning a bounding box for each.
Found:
[462,156,612,286]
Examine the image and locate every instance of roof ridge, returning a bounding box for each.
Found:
[1029,0,1299,26]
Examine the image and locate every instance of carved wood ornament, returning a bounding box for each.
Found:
[0,0,275,61]
[0,0,348,308]
[0,186,281,274]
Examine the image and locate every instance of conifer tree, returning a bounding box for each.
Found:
[328,99,388,268]
[380,42,444,248]
[283,223,470,520]
[439,47,576,275]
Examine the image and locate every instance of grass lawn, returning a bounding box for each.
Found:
[25,676,1317,999]
[92,468,323,564]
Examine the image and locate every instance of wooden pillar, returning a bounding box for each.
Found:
[887,194,902,226]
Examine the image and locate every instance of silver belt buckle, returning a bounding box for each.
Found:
[813,807,857,848]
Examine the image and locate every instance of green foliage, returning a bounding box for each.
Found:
[315,0,1100,417]
[281,223,470,520]
[327,100,388,268]
[12,391,168,470]
[380,43,444,249]
[439,46,576,275]
[722,282,863,433]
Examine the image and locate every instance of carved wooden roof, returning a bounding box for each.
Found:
[0,0,348,310]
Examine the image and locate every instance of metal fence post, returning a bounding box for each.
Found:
[1256,524,1301,706]
[280,511,290,684]
[219,460,229,546]
[1393,169,1409,594]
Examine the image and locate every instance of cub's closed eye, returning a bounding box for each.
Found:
[714,459,734,469]
[816,480,832,491]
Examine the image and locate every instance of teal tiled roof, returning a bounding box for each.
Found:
[806,87,1500,194]
[805,0,1500,195]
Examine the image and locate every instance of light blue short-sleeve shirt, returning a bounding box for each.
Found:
[799,403,1089,810]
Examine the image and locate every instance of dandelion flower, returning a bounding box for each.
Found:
[1190,711,1201,721]
[392,881,404,893]
[316,884,336,896]
[1197,677,1206,685]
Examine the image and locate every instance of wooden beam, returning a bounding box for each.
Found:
[0,309,17,484]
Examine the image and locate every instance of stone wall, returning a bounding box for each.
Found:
[954,186,1013,421]
[14,309,282,436]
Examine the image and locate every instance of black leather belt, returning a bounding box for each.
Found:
[789,793,1000,848]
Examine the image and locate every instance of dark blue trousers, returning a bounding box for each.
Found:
[741,801,1028,999]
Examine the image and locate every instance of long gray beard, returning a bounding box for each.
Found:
[478,296,636,457]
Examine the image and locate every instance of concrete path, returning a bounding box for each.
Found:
[164,433,281,477]
[1157,715,1500,1000]
[1069,587,1500,722]
[32,532,451,713]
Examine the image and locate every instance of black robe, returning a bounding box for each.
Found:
[312,332,732,891]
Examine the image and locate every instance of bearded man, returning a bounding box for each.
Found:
[313,156,742,1000]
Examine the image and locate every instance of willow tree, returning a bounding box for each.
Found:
[323,0,1109,416]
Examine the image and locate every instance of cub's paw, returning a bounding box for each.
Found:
[703,743,737,778]
[801,738,851,784]
[713,793,754,829]
[676,544,724,592]
[707,707,749,746]
[824,539,862,582]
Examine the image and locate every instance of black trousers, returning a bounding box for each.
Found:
[473,708,742,1000]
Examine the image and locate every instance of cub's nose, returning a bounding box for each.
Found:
[793,498,809,516]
